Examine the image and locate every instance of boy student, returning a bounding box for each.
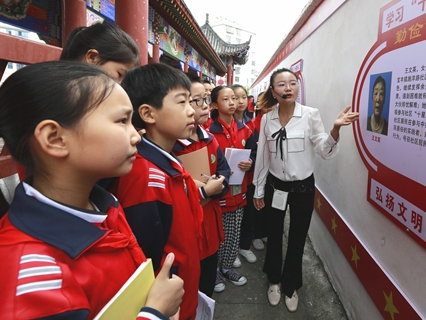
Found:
[115,63,203,320]
[173,75,231,297]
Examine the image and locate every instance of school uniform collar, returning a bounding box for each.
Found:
[176,125,212,147]
[197,125,212,141]
[8,182,115,258]
[242,113,252,124]
[209,116,246,133]
[270,102,302,120]
[233,116,247,129]
[208,118,224,133]
[137,137,182,177]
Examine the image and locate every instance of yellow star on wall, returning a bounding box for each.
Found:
[316,197,322,211]
[351,245,360,268]
[331,217,337,234]
[383,291,400,320]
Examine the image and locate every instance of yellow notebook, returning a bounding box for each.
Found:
[94,259,155,320]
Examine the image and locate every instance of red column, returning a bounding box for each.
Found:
[62,0,86,45]
[152,44,160,63]
[227,57,233,85]
[115,0,149,65]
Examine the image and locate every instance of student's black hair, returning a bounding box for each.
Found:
[260,67,298,108]
[203,79,212,85]
[121,62,192,129]
[0,61,114,175]
[210,85,230,119]
[231,84,248,95]
[186,73,202,84]
[60,23,139,66]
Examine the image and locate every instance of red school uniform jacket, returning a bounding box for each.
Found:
[241,113,259,185]
[114,138,202,320]
[0,182,168,320]
[242,113,259,141]
[253,112,262,136]
[206,117,257,212]
[173,125,231,259]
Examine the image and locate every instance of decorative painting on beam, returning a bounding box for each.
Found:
[148,8,185,62]
[0,0,61,46]
[158,20,185,61]
[186,45,201,72]
[86,0,114,22]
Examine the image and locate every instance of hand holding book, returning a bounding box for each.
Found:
[94,253,184,320]
[146,252,184,317]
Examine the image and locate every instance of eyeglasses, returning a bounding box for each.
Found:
[190,96,212,107]
[274,81,298,89]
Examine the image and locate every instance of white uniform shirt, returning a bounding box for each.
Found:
[253,102,339,198]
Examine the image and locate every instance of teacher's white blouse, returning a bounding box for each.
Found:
[253,102,339,198]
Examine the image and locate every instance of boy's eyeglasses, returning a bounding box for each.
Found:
[190,96,212,107]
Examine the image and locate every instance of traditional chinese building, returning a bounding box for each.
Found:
[200,14,251,85]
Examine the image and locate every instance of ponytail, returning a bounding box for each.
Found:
[210,108,219,119]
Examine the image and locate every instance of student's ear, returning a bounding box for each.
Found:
[84,49,101,65]
[33,120,69,158]
[211,102,218,109]
[138,104,156,125]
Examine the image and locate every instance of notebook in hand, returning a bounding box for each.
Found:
[94,259,155,320]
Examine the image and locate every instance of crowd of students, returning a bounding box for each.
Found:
[0,23,358,319]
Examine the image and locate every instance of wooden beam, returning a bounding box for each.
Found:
[0,33,61,65]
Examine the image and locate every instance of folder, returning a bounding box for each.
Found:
[177,146,211,183]
[94,259,155,320]
[224,148,251,185]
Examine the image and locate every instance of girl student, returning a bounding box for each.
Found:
[60,23,139,84]
[252,68,359,311]
[172,76,231,297]
[17,23,140,182]
[250,91,270,249]
[0,61,183,320]
[232,84,257,136]
[230,84,258,265]
[206,86,257,292]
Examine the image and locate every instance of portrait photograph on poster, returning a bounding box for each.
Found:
[366,72,392,136]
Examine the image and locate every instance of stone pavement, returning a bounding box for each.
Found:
[211,214,349,320]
